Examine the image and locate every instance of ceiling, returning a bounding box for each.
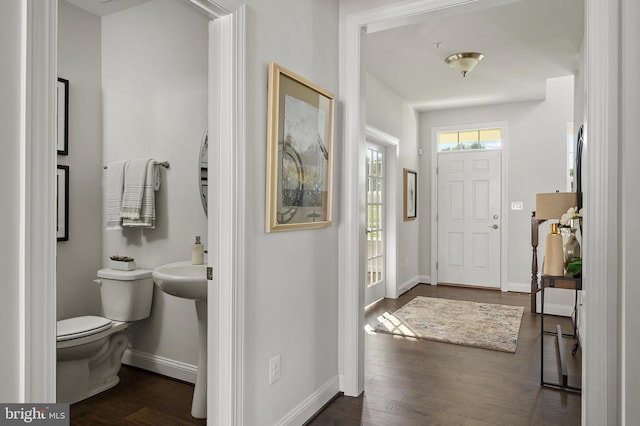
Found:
[66,0,584,112]
[363,0,584,111]
[64,0,150,16]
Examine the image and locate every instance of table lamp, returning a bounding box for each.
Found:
[536,192,577,276]
[535,192,577,220]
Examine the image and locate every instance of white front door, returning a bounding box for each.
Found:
[437,150,501,288]
[365,143,386,305]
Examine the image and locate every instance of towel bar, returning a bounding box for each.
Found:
[103,161,170,169]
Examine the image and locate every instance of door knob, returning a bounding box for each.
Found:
[489,224,499,229]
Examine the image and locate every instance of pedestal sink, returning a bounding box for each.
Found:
[152,261,208,419]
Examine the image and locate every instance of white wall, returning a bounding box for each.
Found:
[57,0,103,321]
[101,0,208,373]
[0,0,23,403]
[240,1,341,424]
[574,43,585,131]
[419,76,574,298]
[365,73,420,291]
[340,0,402,16]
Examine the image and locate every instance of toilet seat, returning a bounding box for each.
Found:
[57,316,112,342]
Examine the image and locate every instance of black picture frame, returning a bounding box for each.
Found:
[404,168,417,221]
[57,78,69,155]
[575,124,583,210]
[56,165,69,241]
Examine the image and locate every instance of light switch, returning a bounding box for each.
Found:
[511,201,524,211]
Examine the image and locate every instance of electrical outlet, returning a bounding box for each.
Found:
[269,354,281,384]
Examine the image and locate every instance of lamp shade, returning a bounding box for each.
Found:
[535,192,577,220]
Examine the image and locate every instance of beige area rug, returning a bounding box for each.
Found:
[373,296,525,353]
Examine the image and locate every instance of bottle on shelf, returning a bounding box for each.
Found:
[192,236,204,265]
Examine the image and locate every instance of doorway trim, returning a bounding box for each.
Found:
[24,0,246,423]
[340,0,520,398]
[20,0,59,402]
[583,0,619,423]
[205,3,246,425]
[430,121,508,291]
[340,1,617,424]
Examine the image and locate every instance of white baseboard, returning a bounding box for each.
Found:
[536,301,575,317]
[506,281,530,293]
[275,376,340,426]
[536,287,577,317]
[507,282,576,317]
[395,275,423,298]
[338,374,346,395]
[121,349,197,384]
[418,275,431,285]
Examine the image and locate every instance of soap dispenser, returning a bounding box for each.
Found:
[192,236,204,265]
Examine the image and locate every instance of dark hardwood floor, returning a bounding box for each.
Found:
[308,284,581,426]
[69,284,580,425]
[70,365,205,425]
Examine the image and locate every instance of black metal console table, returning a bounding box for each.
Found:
[540,274,582,393]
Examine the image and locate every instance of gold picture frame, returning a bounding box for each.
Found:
[266,62,334,232]
[403,168,417,221]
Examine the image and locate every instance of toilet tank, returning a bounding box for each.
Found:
[96,268,153,321]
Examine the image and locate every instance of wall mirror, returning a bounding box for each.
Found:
[199,129,208,216]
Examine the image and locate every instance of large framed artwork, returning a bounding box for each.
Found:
[56,165,69,241]
[57,78,69,155]
[266,62,335,232]
[404,168,417,221]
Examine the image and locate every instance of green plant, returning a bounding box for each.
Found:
[567,257,582,277]
[110,255,134,262]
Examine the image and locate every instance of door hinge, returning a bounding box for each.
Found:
[436,262,438,270]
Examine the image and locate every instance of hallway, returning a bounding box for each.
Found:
[309,284,581,425]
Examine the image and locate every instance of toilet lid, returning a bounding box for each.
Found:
[57,316,112,341]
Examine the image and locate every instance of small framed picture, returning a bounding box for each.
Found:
[57,78,69,155]
[403,168,417,221]
[56,165,69,241]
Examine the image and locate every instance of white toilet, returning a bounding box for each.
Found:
[56,268,154,404]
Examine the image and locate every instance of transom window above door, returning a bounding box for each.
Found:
[437,128,502,152]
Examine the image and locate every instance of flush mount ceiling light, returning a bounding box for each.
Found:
[445,52,485,77]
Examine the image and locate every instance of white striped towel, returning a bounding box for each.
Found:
[105,160,126,231]
[122,159,159,229]
[120,159,150,220]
